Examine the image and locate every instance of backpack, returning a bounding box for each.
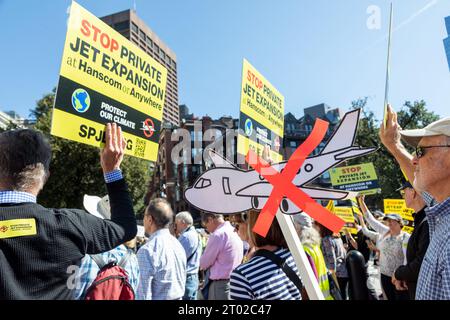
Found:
[84,251,135,300]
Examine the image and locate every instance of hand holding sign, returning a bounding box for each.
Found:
[379,104,402,153]
[100,123,126,173]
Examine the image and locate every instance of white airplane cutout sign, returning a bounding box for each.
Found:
[185,109,377,215]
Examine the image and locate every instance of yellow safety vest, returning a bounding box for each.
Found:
[303,244,333,300]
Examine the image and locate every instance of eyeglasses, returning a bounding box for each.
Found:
[415,145,450,158]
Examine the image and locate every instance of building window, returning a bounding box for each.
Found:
[289,141,297,148]
[172,60,177,69]
[146,37,153,47]
[131,22,138,34]
[154,43,160,53]
[114,21,129,31]
[139,29,146,41]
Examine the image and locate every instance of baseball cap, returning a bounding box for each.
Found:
[383,213,403,223]
[372,210,385,219]
[395,181,413,192]
[400,117,450,147]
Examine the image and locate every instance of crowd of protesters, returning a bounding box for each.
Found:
[1,105,450,300]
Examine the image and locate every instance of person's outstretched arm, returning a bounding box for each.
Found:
[357,195,389,235]
[379,104,415,183]
[67,123,137,254]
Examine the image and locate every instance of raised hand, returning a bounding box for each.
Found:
[379,104,402,152]
[100,123,127,173]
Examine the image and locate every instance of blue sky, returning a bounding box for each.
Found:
[0,0,449,121]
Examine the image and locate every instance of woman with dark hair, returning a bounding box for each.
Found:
[315,222,349,300]
[230,211,302,300]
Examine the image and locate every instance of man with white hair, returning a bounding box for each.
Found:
[380,105,450,300]
[175,211,202,300]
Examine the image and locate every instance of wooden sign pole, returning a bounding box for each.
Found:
[276,211,324,300]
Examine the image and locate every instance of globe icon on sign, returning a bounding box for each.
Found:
[245,118,253,136]
[71,88,91,113]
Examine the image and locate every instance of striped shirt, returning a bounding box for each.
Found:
[230,248,302,300]
[416,196,450,300]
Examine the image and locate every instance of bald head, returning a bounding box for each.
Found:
[145,198,174,229]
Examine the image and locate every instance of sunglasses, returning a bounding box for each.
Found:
[415,145,450,158]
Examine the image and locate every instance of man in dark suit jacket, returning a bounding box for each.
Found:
[0,123,136,299]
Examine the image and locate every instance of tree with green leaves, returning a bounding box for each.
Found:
[348,98,439,210]
[30,90,152,217]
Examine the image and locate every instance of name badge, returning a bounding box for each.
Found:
[0,218,37,239]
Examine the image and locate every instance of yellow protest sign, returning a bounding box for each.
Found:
[333,207,358,234]
[326,200,335,212]
[384,199,415,234]
[238,59,284,162]
[51,1,167,161]
[329,163,380,195]
[0,219,37,239]
[350,198,363,216]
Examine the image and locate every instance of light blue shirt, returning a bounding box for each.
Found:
[136,228,186,300]
[0,191,36,204]
[178,226,202,275]
[416,196,450,300]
